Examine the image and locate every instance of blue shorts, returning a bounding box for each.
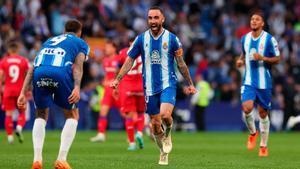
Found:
[33,66,76,110]
[241,85,272,110]
[145,87,176,115]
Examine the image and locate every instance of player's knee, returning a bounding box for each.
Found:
[36,109,49,121]
[242,104,253,114]
[258,110,268,119]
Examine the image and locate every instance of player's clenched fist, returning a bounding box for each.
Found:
[184,85,197,95]
[17,94,27,111]
[110,79,120,89]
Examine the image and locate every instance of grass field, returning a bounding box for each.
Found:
[0,131,299,169]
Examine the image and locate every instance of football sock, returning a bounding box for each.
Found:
[17,110,26,128]
[57,119,78,161]
[32,118,46,162]
[125,118,135,143]
[154,132,164,150]
[98,116,107,133]
[5,115,13,135]
[259,116,270,147]
[243,111,256,134]
[162,118,173,137]
[136,113,145,132]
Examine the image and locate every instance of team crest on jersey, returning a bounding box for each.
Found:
[151,50,161,64]
[163,42,168,50]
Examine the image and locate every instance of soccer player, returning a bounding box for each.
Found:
[111,6,196,165]
[90,40,120,142]
[17,19,89,169]
[118,38,145,150]
[236,11,280,157]
[0,40,30,144]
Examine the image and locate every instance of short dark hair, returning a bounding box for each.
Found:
[148,6,164,16]
[106,39,118,49]
[250,9,265,20]
[7,39,19,51]
[64,19,82,33]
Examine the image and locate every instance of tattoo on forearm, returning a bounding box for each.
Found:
[21,68,33,93]
[73,53,85,87]
[176,57,193,85]
[116,57,134,81]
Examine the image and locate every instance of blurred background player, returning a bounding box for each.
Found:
[191,74,213,131]
[90,39,120,142]
[0,40,30,144]
[17,19,89,169]
[111,6,196,165]
[236,11,280,157]
[118,38,145,151]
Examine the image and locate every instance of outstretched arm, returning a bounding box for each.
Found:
[110,57,135,88]
[68,52,85,104]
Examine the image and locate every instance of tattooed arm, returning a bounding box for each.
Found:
[110,57,135,88]
[68,53,85,104]
[17,67,34,110]
[175,55,193,86]
[175,54,197,95]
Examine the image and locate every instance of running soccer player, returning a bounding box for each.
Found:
[111,6,196,165]
[0,40,30,144]
[17,19,89,169]
[236,11,280,157]
[118,38,145,151]
[90,40,120,142]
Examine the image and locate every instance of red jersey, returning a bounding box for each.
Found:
[0,55,29,97]
[118,47,143,91]
[102,55,119,86]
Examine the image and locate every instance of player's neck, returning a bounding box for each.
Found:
[252,29,263,39]
[150,28,164,38]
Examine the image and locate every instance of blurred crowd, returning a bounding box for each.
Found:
[1,0,300,129]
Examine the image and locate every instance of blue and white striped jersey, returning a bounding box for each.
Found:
[241,31,280,89]
[34,34,89,68]
[128,29,182,96]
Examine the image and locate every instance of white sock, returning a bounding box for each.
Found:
[259,116,270,147]
[154,132,164,150]
[243,111,256,134]
[57,119,78,161]
[162,120,173,137]
[16,125,23,133]
[32,118,46,162]
[137,131,143,137]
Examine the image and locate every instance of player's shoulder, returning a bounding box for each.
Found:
[241,31,252,41]
[119,47,129,55]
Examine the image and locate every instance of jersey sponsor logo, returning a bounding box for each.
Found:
[36,78,59,88]
[151,50,161,64]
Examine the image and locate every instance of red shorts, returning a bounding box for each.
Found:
[2,95,18,111]
[101,86,119,108]
[119,88,145,114]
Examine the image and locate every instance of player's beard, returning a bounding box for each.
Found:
[150,23,162,36]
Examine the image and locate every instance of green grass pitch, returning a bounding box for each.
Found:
[0,131,299,169]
